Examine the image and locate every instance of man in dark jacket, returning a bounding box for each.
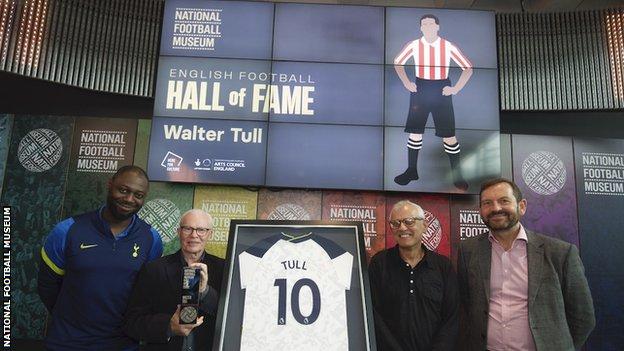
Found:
[457,178,595,350]
[124,209,225,351]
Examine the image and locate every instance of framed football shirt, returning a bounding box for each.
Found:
[214,220,376,351]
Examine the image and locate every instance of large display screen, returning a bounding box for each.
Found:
[266,123,384,190]
[148,117,267,185]
[149,0,499,194]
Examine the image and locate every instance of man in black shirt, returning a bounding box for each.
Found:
[369,200,458,351]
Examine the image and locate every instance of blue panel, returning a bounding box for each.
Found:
[273,3,384,64]
[270,62,383,125]
[147,117,267,185]
[385,66,499,130]
[573,137,624,351]
[266,123,383,190]
[154,57,271,121]
[161,0,274,59]
[386,8,497,69]
[384,127,500,194]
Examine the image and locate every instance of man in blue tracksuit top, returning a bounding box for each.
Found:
[37,165,163,350]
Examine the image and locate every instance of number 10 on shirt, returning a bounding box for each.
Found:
[274,278,321,325]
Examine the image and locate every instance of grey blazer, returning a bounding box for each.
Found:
[457,229,595,351]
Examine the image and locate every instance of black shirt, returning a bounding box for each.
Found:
[368,245,459,351]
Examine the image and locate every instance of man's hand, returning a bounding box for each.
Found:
[170,305,205,337]
[403,81,418,93]
[395,65,417,93]
[188,263,208,293]
[445,67,472,96]
[442,86,459,96]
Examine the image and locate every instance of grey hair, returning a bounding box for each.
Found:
[389,200,425,219]
[179,209,214,228]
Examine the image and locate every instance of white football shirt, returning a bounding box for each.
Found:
[238,233,353,351]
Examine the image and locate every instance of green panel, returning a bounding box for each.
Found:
[0,114,14,194]
[62,117,138,217]
[138,182,195,256]
[1,115,74,339]
[133,119,152,170]
[193,185,258,258]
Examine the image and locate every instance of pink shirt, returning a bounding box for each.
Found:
[487,226,536,351]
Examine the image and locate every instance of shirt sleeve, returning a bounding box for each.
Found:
[448,42,472,70]
[394,40,416,65]
[239,251,260,290]
[431,259,460,351]
[41,217,74,275]
[563,244,596,349]
[332,251,353,290]
[147,227,163,261]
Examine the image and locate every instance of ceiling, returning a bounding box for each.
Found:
[267,0,624,12]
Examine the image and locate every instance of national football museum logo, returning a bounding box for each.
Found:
[521,151,566,196]
[422,211,442,251]
[18,128,63,172]
[139,198,181,243]
[268,203,311,220]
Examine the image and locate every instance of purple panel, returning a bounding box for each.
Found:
[511,134,579,246]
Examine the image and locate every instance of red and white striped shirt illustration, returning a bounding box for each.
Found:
[394,37,472,80]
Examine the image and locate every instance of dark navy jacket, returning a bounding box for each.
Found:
[38,208,162,351]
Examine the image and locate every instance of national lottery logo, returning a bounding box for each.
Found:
[193,158,212,171]
[18,128,63,172]
[267,203,311,220]
[422,211,442,251]
[521,151,566,196]
[138,199,181,243]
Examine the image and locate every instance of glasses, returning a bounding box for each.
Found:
[388,217,424,229]
[179,226,211,236]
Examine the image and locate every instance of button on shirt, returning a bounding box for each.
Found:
[369,245,458,351]
[487,226,536,351]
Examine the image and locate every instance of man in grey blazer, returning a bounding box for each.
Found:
[457,178,595,351]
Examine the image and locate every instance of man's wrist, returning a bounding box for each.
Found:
[166,324,173,340]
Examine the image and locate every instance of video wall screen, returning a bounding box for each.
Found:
[160,0,274,59]
[266,123,384,190]
[148,117,267,185]
[148,0,499,194]
[273,3,384,64]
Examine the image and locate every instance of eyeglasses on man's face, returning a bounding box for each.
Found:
[388,217,424,230]
[179,226,211,236]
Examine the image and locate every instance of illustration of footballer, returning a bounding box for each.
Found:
[393,14,473,191]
